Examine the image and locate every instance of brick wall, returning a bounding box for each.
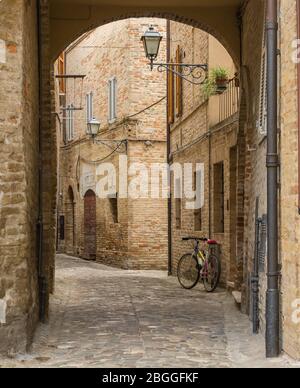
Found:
[57,18,168,270]
[280,0,300,360]
[169,22,240,290]
[0,0,39,354]
[0,0,299,360]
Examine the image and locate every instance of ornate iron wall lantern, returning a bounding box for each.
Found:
[141,25,208,85]
[87,117,101,141]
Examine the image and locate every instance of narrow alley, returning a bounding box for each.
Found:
[0,255,297,368]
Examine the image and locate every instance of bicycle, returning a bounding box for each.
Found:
[177,237,221,292]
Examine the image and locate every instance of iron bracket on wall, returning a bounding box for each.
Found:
[151,63,208,85]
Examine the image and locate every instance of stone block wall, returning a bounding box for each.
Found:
[169,22,240,289]
[57,18,168,270]
[0,0,39,354]
[280,0,300,360]
[240,0,269,330]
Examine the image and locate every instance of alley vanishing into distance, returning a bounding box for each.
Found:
[0,255,298,368]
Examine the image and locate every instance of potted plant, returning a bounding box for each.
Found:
[211,67,229,94]
[202,67,229,97]
[202,78,217,99]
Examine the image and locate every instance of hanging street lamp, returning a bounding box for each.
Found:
[87,117,101,141]
[141,25,163,69]
[141,25,208,85]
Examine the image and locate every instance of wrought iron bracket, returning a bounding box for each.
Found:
[149,62,208,85]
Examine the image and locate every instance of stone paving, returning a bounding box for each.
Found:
[0,254,299,368]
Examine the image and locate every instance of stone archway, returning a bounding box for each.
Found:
[2,0,266,357]
[41,0,247,352]
[49,0,242,65]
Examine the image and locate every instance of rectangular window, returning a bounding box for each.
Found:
[194,172,202,231]
[213,162,225,234]
[86,92,93,123]
[257,7,267,136]
[108,77,117,122]
[58,52,66,94]
[258,47,267,136]
[66,104,74,141]
[168,60,175,124]
[59,215,65,240]
[0,39,6,64]
[175,46,183,118]
[175,178,182,230]
[194,208,202,231]
[176,198,182,230]
[110,196,118,224]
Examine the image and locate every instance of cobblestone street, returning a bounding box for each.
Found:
[0,255,299,368]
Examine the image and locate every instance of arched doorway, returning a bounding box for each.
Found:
[65,186,75,255]
[83,190,97,261]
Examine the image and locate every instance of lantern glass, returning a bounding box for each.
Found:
[87,118,101,137]
[141,26,162,61]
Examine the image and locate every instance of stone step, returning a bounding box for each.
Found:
[232,291,242,305]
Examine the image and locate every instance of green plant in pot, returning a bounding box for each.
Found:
[202,78,217,99]
[202,67,229,97]
[211,67,229,94]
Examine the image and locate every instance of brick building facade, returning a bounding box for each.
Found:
[56,19,168,270]
[168,23,239,291]
[1,0,300,360]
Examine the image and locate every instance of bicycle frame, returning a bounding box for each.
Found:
[192,241,209,279]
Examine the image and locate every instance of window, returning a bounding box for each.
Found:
[0,39,6,64]
[109,196,118,224]
[175,178,182,230]
[168,48,183,124]
[108,77,117,122]
[59,215,65,240]
[257,13,267,136]
[194,208,202,231]
[58,52,66,94]
[86,92,93,123]
[176,198,182,230]
[213,162,225,234]
[194,172,202,231]
[168,60,175,124]
[175,46,183,118]
[66,104,74,141]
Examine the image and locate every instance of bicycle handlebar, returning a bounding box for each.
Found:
[182,237,208,242]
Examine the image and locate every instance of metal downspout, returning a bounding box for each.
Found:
[37,0,47,323]
[167,19,172,276]
[266,0,280,358]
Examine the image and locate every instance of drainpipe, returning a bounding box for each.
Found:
[266,0,280,358]
[37,0,47,323]
[167,19,172,276]
[252,197,261,334]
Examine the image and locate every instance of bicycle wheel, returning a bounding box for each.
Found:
[203,254,221,293]
[177,254,200,290]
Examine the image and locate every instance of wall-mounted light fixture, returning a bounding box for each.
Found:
[87,117,101,141]
[141,26,208,85]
